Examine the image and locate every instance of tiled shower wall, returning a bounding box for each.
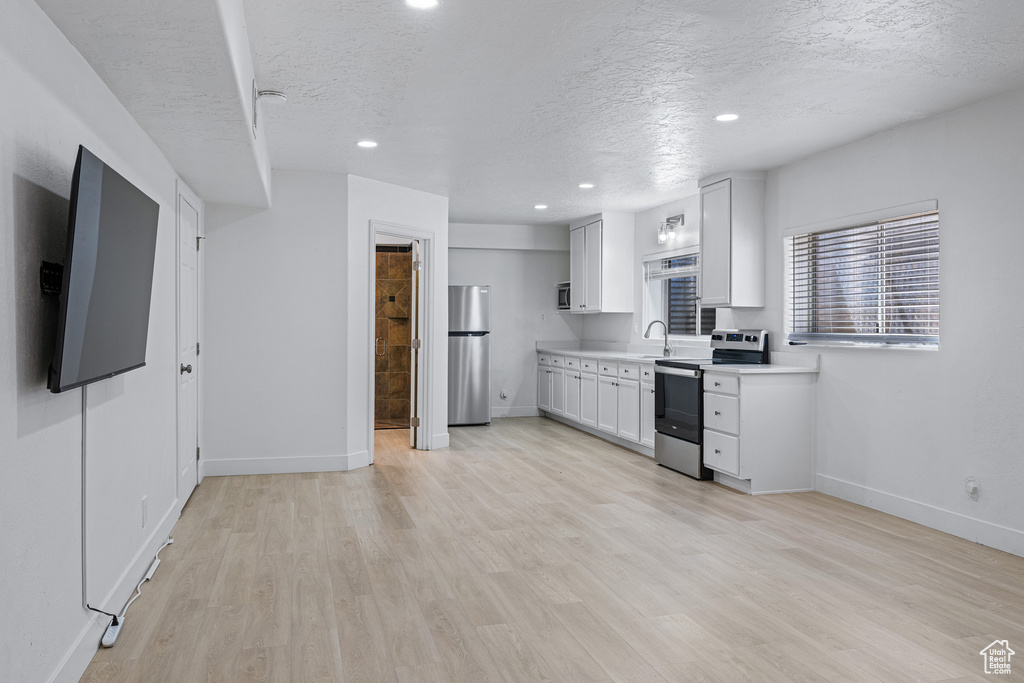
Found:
[374,247,412,427]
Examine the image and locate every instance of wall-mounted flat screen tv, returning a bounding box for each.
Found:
[48,145,160,393]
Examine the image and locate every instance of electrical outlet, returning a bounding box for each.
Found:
[142,495,148,528]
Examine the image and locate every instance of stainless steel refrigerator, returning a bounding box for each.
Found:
[448,285,491,425]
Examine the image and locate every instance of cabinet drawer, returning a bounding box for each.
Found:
[704,372,739,396]
[598,361,617,377]
[704,393,739,434]
[617,362,640,380]
[704,430,740,477]
[639,365,655,381]
[580,358,597,373]
[550,355,565,367]
[565,356,581,370]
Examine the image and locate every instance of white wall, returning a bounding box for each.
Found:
[723,86,1024,555]
[0,2,186,680]
[449,237,582,416]
[203,171,349,474]
[348,175,450,458]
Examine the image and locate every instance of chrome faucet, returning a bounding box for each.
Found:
[644,320,672,357]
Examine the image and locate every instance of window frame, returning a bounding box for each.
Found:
[783,200,939,349]
[643,247,716,339]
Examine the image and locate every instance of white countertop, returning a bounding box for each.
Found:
[536,347,674,363]
[536,344,820,374]
[700,363,818,375]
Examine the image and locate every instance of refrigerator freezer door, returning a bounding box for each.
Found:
[449,285,491,333]
[448,334,491,425]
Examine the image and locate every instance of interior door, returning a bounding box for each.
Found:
[176,189,200,502]
[409,239,420,447]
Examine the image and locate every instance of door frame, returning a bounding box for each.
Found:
[175,178,204,500]
[368,220,435,463]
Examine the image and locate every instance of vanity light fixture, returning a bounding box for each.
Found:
[658,213,684,243]
[714,113,739,122]
[357,140,378,148]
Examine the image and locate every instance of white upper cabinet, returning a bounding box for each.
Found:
[698,172,766,308]
[568,212,634,314]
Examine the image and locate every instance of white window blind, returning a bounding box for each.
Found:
[786,210,939,346]
[644,252,715,336]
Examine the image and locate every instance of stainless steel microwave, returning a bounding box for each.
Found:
[556,281,570,310]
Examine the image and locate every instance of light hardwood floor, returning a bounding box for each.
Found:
[81,418,1024,682]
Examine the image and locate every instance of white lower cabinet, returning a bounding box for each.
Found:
[616,378,640,442]
[702,370,816,494]
[538,353,647,451]
[597,374,618,434]
[640,380,655,448]
[579,372,598,428]
[537,366,551,412]
[564,370,581,421]
[537,365,565,415]
[550,367,565,416]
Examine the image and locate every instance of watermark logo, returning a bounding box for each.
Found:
[980,640,1014,675]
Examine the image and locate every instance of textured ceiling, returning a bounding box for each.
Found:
[35,0,270,207]
[36,0,1024,223]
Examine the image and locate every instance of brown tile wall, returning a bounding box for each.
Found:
[374,250,413,424]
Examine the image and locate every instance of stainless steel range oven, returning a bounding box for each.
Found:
[654,329,769,479]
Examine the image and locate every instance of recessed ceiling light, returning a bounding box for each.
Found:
[534,204,548,210]
[406,0,439,8]
[578,183,594,189]
[357,140,378,148]
[714,113,740,122]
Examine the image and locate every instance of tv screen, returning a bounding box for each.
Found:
[49,146,160,393]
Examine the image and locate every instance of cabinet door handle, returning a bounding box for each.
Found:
[714,411,721,416]
[714,381,721,387]
[623,370,629,374]
[650,389,655,394]
[715,449,721,454]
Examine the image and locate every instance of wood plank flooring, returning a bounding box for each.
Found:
[81,418,1024,682]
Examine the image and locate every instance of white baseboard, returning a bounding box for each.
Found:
[202,452,367,476]
[542,412,654,458]
[51,502,179,683]
[493,406,540,418]
[817,474,1024,557]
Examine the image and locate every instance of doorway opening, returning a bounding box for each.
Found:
[368,220,435,463]
[373,240,417,431]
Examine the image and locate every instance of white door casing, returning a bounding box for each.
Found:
[368,221,435,465]
[176,182,200,502]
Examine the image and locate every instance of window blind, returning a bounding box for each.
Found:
[645,253,715,336]
[787,210,939,346]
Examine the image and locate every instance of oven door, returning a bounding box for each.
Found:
[654,365,701,444]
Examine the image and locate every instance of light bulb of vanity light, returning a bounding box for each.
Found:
[406,0,439,8]
[714,113,739,122]
[534,204,548,210]
[357,140,378,148]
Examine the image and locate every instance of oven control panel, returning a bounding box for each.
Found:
[709,329,769,352]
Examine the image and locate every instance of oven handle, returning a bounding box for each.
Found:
[654,366,700,378]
